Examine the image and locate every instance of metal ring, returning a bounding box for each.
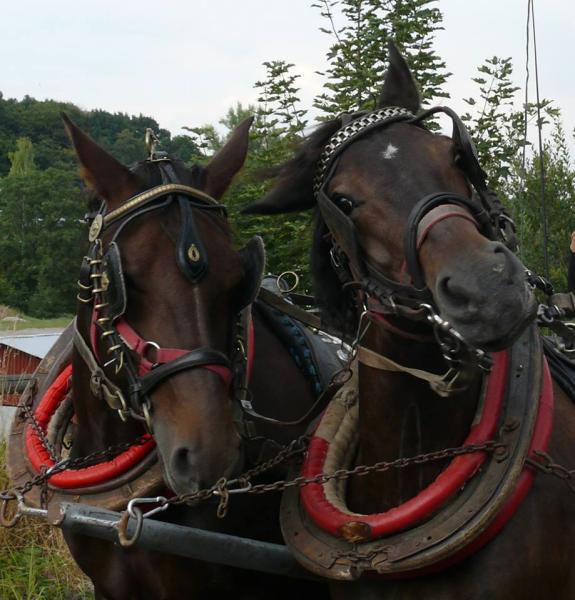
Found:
[0,494,21,528]
[142,401,153,433]
[116,391,129,422]
[277,271,300,294]
[142,341,160,365]
[117,508,144,548]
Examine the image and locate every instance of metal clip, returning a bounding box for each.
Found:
[117,509,143,548]
[0,492,21,528]
[127,496,169,520]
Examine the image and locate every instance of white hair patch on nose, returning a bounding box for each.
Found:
[382,143,398,160]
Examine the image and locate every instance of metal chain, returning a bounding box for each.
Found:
[236,434,311,483]
[527,450,575,494]
[17,388,60,463]
[0,435,149,506]
[166,440,505,516]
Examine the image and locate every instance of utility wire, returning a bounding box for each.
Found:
[531,0,550,280]
[521,0,549,279]
[519,0,531,258]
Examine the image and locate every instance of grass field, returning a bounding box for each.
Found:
[0,306,72,333]
[0,444,92,599]
[0,306,91,598]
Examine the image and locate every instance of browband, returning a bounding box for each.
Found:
[104,183,223,227]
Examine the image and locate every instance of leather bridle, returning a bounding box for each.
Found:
[75,158,257,430]
[314,105,518,369]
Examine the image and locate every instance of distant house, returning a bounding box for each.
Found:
[0,332,62,406]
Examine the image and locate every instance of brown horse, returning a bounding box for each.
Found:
[62,117,330,599]
[246,45,575,599]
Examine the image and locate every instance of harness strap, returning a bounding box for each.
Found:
[139,349,232,397]
[416,204,479,250]
[358,346,464,397]
[549,292,575,317]
[73,320,127,411]
[103,183,224,227]
[115,318,232,384]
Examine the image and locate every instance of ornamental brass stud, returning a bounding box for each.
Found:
[187,244,201,263]
[89,214,103,242]
[340,521,372,543]
[101,270,110,291]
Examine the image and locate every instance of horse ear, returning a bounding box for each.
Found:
[62,113,140,208]
[204,116,254,200]
[377,41,421,113]
[242,167,316,215]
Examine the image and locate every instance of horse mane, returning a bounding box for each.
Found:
[262,118,359,336]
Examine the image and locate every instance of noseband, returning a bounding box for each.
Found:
[75,160,251,429]
[315,105,518,369]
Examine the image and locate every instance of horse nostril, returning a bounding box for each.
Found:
[171,446,197,478]
[436,274,478,316]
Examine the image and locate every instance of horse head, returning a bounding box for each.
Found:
[65,115,263,495]
[246,43,536,354]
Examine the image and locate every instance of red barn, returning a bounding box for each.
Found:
[0,332,62,406]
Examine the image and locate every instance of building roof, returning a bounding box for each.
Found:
[0,332,62,359]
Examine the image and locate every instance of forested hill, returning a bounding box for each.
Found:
[0,92,204,317]
[0,92,201,176]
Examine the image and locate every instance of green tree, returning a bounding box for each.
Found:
[459,55,572,287]
[0,167,85,315]
[222,63,312,286]
[8,137,36,176]
[313,0,449,118]
[512,119,575,289]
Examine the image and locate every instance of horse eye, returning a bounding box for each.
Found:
[334,196,355,215]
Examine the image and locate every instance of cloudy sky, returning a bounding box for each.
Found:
[1,0,573,146]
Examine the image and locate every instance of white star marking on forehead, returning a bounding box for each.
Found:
[381,143,398,160]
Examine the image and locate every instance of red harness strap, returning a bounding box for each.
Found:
[25,364,156,489]
[114,318,233,385]
[89,311,233,386]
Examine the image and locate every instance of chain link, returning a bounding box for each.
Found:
[17,387,60,463]
[527,451,575,494]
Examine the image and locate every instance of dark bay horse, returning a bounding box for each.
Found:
[246,45,575,599]
[62,116,330,599]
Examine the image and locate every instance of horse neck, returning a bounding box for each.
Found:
[247,306,317,445]
[349,324,481,514]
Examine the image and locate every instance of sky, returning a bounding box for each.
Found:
[1,0,573,149]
